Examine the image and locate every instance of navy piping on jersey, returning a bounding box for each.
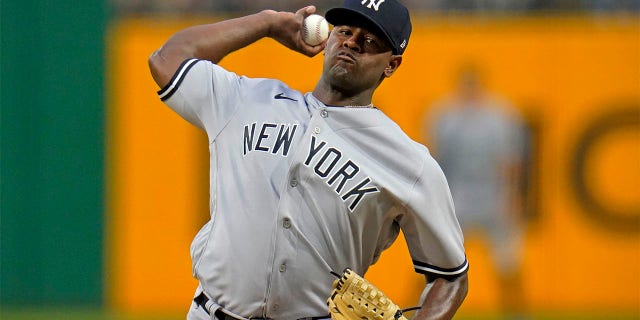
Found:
[158,58,200,101]
[413,258,469,276]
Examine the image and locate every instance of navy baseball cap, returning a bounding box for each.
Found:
[325,0,412,55]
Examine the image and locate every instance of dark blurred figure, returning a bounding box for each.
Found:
[424,64,529,320]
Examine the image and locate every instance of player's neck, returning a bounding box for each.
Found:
[312,85,373,108]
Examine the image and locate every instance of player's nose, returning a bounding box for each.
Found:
[342,33,362,53]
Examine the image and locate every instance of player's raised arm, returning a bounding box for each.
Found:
[148,6,326,88]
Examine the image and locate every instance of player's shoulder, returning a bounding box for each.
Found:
[159,59,238,99]
[171,58,283,85]
[380,115,431,153]
[385,122,443,176]
[377,115,437,171]
[192,59,304,99]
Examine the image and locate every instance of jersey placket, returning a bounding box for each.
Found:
[263,106,327,318]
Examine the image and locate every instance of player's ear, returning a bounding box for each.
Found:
[383,55,402,78]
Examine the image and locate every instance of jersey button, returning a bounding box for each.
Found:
[313,127,321,134]
[283,218,292,229]
[290,178,298,187]
[279,263,287,272]
[320,109,329,118]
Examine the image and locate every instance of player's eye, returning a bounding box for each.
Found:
[334,26,353,35]
[364,36,382,48]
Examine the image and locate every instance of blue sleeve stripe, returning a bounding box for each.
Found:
[157,58,200,101]
[413,258,469,276]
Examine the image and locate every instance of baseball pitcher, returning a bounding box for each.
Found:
[148,1,469,319]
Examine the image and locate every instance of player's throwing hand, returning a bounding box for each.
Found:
[266,6,327,57]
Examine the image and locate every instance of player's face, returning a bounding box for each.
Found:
[321,24,400,95]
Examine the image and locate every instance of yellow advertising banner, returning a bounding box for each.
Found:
[106,15,639,316]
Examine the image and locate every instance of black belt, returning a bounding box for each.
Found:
[194,292,329,320]
[195,292,257,320]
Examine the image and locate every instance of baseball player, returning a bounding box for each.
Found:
[148,1,469,319]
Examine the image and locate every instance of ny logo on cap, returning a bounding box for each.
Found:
[361,0,385,11]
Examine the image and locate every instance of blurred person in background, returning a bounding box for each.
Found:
[423,64,528,320]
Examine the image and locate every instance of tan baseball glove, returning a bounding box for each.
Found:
[327,268,408,320]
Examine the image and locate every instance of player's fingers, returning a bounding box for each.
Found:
[305,44,326,57]
[295,41,324,58]
[290,6,323,56]
[296,5,316,18]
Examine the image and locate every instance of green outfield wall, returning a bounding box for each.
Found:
[1,0,106,306]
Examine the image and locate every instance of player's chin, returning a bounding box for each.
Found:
[328,70,354,86]
[328,64,355,80]
[327,72,365,95]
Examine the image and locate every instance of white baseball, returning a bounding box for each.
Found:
[302,14,329,46]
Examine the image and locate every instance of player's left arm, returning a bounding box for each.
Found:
[400,153,469,319]
[414,274,468,320]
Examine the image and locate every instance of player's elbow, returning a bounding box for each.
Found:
[148,49,161,72]
[457,273,469,300]
[449,272,469,308]
[148,49,170,89]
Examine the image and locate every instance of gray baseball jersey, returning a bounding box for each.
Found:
[158,59,468,319]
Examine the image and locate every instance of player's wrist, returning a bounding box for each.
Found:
[259,10,282,40]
